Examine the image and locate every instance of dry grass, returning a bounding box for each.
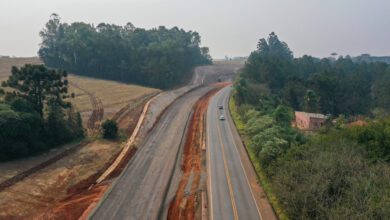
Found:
[67,75,159,113]
[0,57,160,119]
[0,57,42,84]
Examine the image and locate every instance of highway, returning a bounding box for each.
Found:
[207,86,268,220]
[90,86,212,220]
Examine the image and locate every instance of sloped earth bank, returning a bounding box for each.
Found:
[167,83,230,220]
[0,140,123,220]
[0,94,152,220]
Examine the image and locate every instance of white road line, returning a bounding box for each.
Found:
[216,113,239,220]
[223,89,263,220]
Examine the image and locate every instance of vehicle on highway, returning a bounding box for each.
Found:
[218,105,223,109]
[219,115,225,120]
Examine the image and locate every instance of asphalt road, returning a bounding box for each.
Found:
[90,86,212,220]
[207,86,263,220]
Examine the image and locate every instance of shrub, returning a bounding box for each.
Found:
[102,119,118,139]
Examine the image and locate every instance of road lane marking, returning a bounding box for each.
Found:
[222,89,263,220]
[216,114,239,220]
[206,107,214,220]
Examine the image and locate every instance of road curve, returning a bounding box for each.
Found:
[90,86,212,220]
[207,86,264,220]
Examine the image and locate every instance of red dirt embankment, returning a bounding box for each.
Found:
[27,97,147,220]
[167,83,229,220]
[31,174,108,220]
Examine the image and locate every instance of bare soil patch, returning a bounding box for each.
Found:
[0,139,123,219]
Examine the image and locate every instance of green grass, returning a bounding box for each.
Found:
[229,96,289,220]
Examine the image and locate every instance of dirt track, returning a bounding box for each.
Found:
[69,82,104,135]
[0,140,91,193]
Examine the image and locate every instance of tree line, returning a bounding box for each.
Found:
[0,65,84,161]
[38,14,212,89]
[235,32,390,116]
[232,33,390,219]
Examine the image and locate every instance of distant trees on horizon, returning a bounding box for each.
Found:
[38,14,212,89]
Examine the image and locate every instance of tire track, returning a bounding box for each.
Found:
[0,140,91,193]
[69,82,104,135]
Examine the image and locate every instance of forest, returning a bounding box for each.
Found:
[0,65,84,161]
[38,14,212,89]
[232,33,390,219]
[235,32,390,116]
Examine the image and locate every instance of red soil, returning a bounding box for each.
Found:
[167,84,226,220]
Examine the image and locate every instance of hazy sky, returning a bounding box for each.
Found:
[1,0,389,59]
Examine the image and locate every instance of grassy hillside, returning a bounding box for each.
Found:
[0,57,160,126]
[0,57,42,82]
[1,58,158,106]
[67,75,159,113]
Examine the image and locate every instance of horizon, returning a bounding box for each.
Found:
[1,0,389,59]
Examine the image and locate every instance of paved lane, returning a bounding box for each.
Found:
[90,86,212,220]
[207,86,262,220]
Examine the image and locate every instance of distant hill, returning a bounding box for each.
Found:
[353,54,390,64]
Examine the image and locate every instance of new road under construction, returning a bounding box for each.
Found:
[1,63,274,220]
[87,63,273,220]
[87,63,276,220]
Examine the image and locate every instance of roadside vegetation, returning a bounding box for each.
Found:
[0,64,84,161]
[38,14,212,89]
[102,119,118,139]
[231,33,390,219]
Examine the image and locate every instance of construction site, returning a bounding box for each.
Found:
[0,57,242,219]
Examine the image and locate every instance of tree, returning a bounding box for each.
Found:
[257,38,269,55]
[38,14,212,89]
[39,13,65,68]
[3,64,69,117]
[273,105,293,126]
[256,32,293,60]
[373,69,390,111]
[102,119,118,139]
[0,100,44,160]
[234,76,248,105]
[303,90,318,113]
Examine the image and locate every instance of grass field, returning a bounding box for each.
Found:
[0,57,159,111]
[0,57,160,128]
[67,74,159,113]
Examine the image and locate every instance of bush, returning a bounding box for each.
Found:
[269,137,390,220]
[102,119,118,139]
